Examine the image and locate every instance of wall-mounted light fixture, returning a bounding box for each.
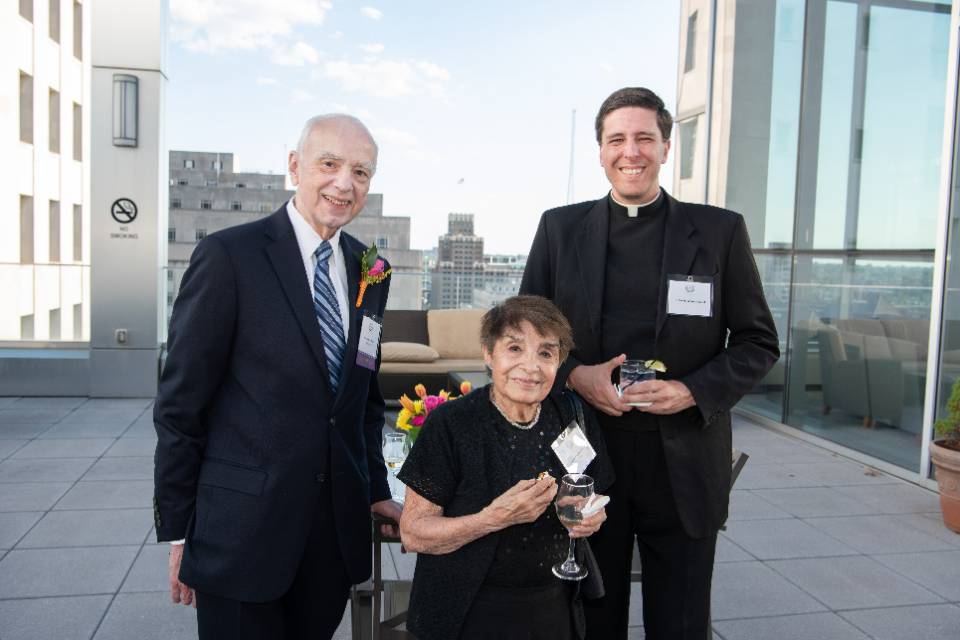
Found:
[112,74,138,147]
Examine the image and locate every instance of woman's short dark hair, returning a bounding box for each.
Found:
[595,87,673,143]
[480,295,574,362]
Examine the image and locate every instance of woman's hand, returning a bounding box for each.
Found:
[483,477,558,528]
[566,502,607,539]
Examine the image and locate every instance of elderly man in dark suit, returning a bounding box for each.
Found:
[153,114,402,640]
[520,87,779,639]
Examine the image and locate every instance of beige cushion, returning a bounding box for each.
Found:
[427,309,485,359]
[379,359,487,375]
[380,342,439,363]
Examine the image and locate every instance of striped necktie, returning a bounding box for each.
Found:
[313,240,346,392]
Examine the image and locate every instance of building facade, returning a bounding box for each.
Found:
[675,0,957,484]
[1,0,90,343]
[167,151,293,321]
[343,194,424,311]
[470,254,526,309]
[168,153,423,317]
[430,213,484,309]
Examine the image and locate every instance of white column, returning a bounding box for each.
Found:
[89,0,168,396]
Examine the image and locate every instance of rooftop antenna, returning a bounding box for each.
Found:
[566,109,576,204]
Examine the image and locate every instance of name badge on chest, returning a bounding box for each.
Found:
[550,420,596,474]
[666,274,713,318]
[356,314,382,370]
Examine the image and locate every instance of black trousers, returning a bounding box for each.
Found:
[584,429,717,640]
[195,490,352,640]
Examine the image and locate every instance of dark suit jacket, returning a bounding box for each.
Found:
[520,192,779,537]
[153,206,392,602]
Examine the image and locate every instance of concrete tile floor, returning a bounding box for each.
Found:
[0,398,958,639]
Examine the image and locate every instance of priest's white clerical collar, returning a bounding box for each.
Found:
[610,189,662,218]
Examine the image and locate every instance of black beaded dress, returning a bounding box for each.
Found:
[397,384,613,640]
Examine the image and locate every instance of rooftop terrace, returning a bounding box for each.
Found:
[0,397,957,639]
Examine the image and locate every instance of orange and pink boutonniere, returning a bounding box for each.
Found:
[355,245,392,308]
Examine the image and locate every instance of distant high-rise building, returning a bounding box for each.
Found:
[166,151,293,322]
[168,153,423,316]
[431,213,484,309]
[470,254,526,309]
[344,194,424,310]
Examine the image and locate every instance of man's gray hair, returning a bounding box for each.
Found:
[295,114,379,163]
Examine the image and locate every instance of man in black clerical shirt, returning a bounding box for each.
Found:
[520,87,779,639]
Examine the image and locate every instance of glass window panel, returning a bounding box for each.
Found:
[20,196,34,265]
[72,303,82,340]
[20,73,33,144]
[73,0,81,60]
[810,1,857,250]
[761,0,804,249]
[72,204,81,261]
[684,11,697,73]
[785,254,933,472]
[49,200,60,263]
[49,308,61,340]
[20,0,32,22]
[856,6,949,250]
[49,0,59,42]
[679,118,697,180]
[934,48,960,470]
[739,253,790,420]
[72,102,81,161]
[21,314,34,340]
[49,89,60,154]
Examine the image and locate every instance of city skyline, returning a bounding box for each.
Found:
[166,0,681,254]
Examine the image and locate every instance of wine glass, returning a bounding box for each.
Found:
[552,473,594,581]
[382,432,409,502]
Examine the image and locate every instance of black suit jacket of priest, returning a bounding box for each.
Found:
[519,191,779,537]
[153,205,392,602]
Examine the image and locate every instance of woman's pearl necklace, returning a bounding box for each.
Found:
[490,392,541,430]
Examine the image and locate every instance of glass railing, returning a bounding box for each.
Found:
[161,267,523,324]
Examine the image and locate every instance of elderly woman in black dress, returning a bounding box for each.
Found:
[398,295,612,640]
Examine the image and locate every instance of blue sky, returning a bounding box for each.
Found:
[167,0,681,253]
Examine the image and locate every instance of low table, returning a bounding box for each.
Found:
[447,370,489,392]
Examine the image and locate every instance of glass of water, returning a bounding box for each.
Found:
[619,359,656,406]
[552,473,594,581]
[382,432,409,502]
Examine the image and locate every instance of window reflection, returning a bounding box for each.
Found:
[741,252,790,420]
[786,256,933,471]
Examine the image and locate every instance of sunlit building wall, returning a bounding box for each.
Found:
[676,0,956,483]
[1,0,91,343]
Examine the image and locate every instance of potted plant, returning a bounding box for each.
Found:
[932,379,960,533]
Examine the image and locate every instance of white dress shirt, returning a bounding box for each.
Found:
[287,199,351,342]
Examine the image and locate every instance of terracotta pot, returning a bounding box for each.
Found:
[930,440,960,534]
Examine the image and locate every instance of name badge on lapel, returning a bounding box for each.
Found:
[356,313,382,370]
[667,275,713,318]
